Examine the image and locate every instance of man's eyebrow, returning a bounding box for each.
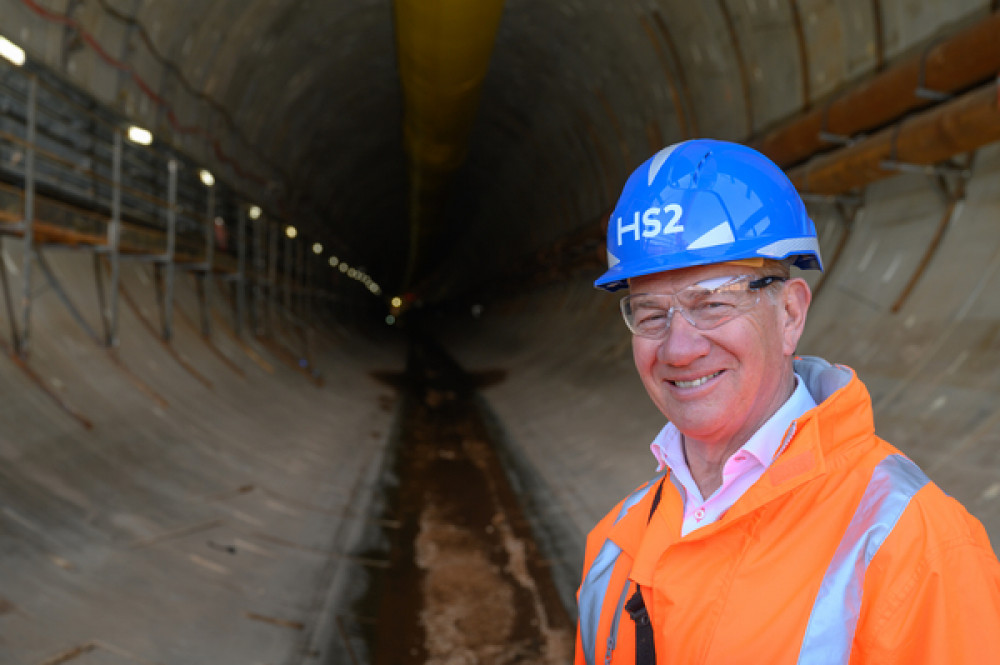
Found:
[630,295,662,307]
[692,275,741,290]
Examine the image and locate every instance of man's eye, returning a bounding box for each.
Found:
[635,308,666,325]
[689,293,738,311]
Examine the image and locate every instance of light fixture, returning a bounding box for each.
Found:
[198,169,215,187]
[285,225,298,239]
[248,205,262,220]
[126,125,153,146]
[0,36,26,67]
[391,296,403,308]
[328,256,339,267]
[214,216,224,227]
[312,242,323,255]
[385,314,396,326]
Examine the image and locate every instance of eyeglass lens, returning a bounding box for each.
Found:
[621,275,784,338]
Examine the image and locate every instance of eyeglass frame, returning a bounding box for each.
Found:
[620,274,787,339]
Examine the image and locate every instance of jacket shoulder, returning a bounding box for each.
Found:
[856,475,1000,662]
[582,476,661,567]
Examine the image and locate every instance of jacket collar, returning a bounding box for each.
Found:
[621,357,875,583]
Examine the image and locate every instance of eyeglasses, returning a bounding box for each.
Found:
[620,275,786,339]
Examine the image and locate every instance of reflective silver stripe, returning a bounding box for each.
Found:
[579,538,623,665]
[797,454,929,664]
[579,476,662,665]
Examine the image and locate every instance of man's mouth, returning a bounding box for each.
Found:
[670,370,723,389]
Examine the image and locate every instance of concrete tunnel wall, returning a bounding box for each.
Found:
[3,0,1000,663]
[0,244,407,662]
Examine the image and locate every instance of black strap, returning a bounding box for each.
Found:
[625,588,656,664]
[625,477,664,665]
[646,477,665,522]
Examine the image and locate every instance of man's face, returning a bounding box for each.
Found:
[629,263,808,451]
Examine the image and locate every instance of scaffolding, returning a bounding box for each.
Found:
[0,54,320,360]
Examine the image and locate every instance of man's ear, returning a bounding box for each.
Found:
[781,278,811,356]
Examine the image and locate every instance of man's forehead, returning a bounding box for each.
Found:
[628,260,762,292]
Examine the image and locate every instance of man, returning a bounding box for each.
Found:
[575,139,1000,664]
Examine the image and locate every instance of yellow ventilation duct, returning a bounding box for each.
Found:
[394,0,506,289]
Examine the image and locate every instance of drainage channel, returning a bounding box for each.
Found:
[354,335,574,664]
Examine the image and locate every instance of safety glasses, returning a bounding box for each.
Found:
[620,275,786,339]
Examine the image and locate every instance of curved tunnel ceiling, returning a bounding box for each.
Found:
[3,0,1000,661]
[7,0,992,303]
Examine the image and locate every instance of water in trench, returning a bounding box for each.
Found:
[355,335,575,664]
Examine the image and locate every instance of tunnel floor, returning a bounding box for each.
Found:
[358,338,574,664]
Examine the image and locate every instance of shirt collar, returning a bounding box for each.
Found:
[650,372,818,474]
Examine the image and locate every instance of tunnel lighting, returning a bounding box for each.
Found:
[339,263,349,273]
[126,125,153,146]
[198,169,215,187]
[391,296,403,308]
[0,36,26,66]
[312,242,323,255]
[328,256,339,267]
[248,205,262,220]
[347,268,358,279]
[285,225,298,239]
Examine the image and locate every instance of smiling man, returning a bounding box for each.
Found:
[575,139,1000,665]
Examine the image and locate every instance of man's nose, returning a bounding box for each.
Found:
[656,309,711,365]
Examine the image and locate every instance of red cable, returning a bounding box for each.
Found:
[19,0,269,186]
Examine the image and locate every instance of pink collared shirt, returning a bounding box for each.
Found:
[650,374,817,536]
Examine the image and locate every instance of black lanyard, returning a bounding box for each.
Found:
[625,477,664,665]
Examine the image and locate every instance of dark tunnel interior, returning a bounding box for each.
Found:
[2,1,1000,663]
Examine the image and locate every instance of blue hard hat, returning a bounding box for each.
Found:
[595,139,823,291]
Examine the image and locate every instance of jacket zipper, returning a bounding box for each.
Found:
[605,579,633,664]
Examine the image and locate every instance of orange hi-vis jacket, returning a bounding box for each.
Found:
[575,357,1000,665]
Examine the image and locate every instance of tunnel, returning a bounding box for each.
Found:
[2,0,1000,663]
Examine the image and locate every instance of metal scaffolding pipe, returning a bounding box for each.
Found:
[107,128,123,348]
[163,159,178,341]
[788,79,999,195]
[19,74,37,355]
[235,207,247,336]
[752,11,1000,167]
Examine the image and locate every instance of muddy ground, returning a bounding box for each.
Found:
[359,339,575,665]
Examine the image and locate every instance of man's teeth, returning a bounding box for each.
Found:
[672,371,722,388]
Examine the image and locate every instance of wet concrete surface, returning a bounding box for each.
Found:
[360,337,574,664]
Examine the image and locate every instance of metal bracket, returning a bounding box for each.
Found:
[915,86,952,102]
[35,246,101,344]
[818,102,863,147]
[877,159,970,177]
[932,152,976,204]
[818,130,859,146]
[879,122,972,179]
[915,41,952,102]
